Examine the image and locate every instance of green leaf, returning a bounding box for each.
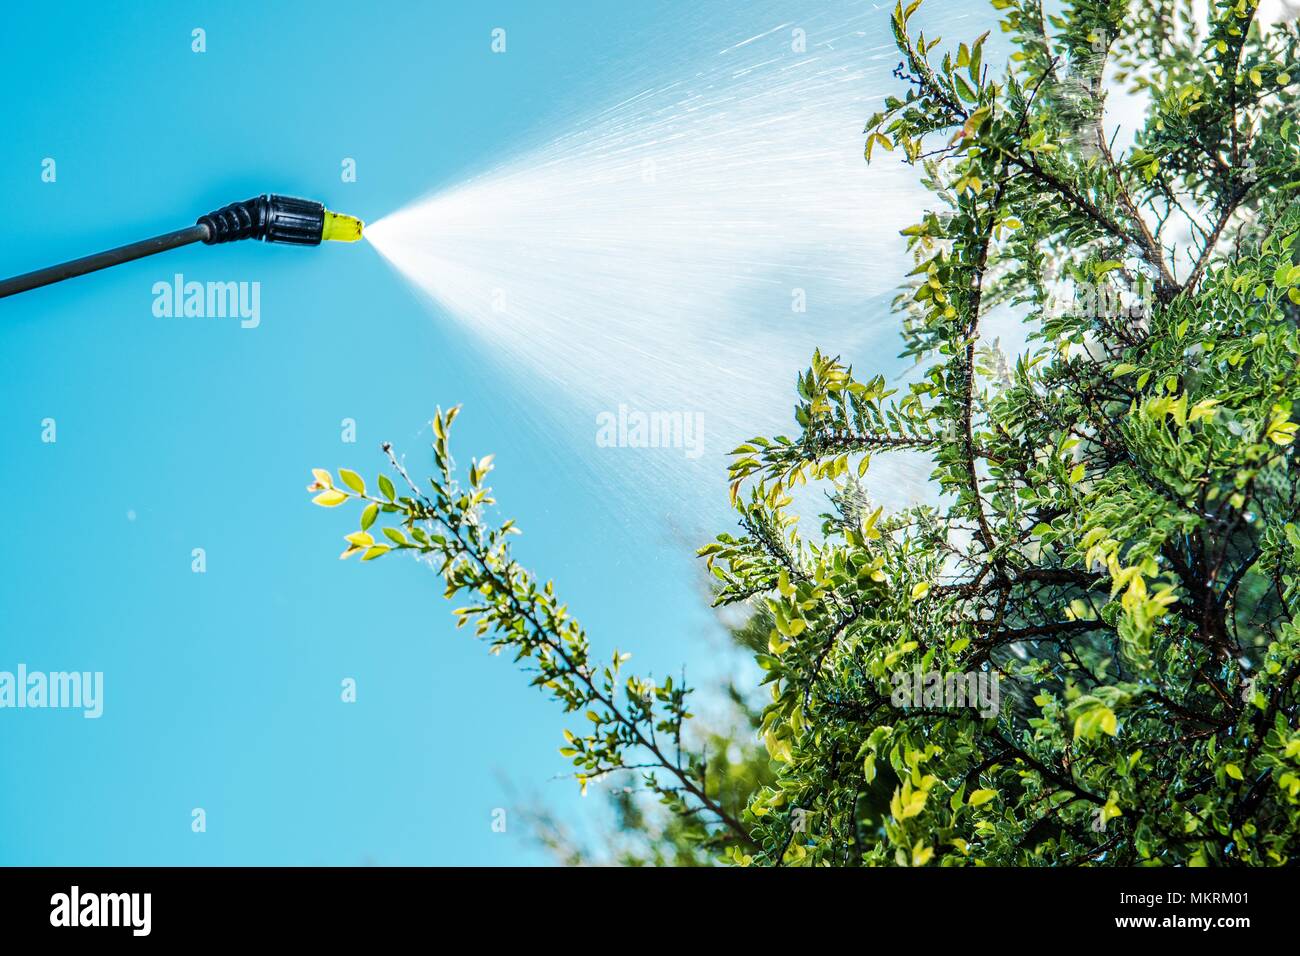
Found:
[339,469,366,495]
[1073,703,1119,740]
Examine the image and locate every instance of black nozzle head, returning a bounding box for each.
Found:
[199,194,325,245]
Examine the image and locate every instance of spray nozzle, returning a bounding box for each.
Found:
[322,210,364,243]
[199,194,365,245]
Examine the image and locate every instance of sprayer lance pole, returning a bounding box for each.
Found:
[0,225,211,299]
[0,195,364,301]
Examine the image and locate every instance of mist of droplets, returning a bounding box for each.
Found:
[366,2,960,530]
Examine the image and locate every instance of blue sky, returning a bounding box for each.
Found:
[0,0,978,864]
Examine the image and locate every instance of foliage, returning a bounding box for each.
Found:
[307,419,756,856]
[313,0,1300,865]
[521,673,773,866]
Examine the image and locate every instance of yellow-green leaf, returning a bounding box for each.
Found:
[338,469,366,494]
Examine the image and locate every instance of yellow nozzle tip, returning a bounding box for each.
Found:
[322,209,364,242]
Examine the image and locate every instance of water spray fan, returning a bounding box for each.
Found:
[0,195,364,299]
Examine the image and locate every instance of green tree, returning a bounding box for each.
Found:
[311,0,1300,865]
